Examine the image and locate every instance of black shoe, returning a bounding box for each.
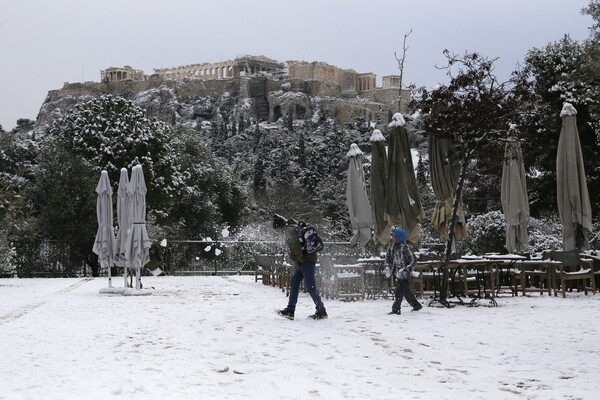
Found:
[278,308,295,320]
[387,309,401,315]
[309,308,328,320]
[412,303,423,312]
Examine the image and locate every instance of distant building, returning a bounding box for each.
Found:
[152,55,285,80]
[100,56,410,111]
[101,66,145,82]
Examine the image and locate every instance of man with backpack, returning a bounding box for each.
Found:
[273,214,328,320]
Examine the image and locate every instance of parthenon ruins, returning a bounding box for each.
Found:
[100,55,402,95]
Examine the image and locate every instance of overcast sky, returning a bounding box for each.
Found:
[0,0,593,131]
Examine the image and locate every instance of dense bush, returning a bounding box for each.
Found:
[461,210,598,254]
[463,211,506,254]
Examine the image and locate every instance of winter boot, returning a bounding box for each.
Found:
[411,303,423,312]
[387,309,401,315]
[278,308,295,320]
[309,308,328,320]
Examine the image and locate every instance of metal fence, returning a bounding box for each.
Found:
[2,239,368,278]
[160,240,365,276]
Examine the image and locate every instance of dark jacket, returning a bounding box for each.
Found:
[285,225,318,269]
[384,242,416,280]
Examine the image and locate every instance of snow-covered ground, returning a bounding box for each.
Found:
[1,275,598,400]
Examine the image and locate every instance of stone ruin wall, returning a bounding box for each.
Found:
[98,57,409,112]
[152,55,284,81]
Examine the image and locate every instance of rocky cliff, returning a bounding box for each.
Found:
[34,75,395,137]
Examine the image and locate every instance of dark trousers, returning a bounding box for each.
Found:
[392,279,420,312]
[287,260,325,312]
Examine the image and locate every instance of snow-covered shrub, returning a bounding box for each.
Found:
[463,210,506,254]
[0,233,16,276]
[527,216,562,252]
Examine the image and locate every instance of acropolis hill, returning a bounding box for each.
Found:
[36,55,409,133]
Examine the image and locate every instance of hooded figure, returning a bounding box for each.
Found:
[383,227,422,314]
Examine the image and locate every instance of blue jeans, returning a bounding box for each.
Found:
[287,260,325,311]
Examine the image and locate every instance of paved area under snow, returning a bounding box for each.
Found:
[0,276,598,399]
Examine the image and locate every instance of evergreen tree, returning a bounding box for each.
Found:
[49,95,182,212]
[415,51,534,266]
[524,23,600,215]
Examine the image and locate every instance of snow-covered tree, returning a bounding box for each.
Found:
[28,138,99,275]
[416,51,533,257]
[166,127,248,240]
[49,95,183,212]
[524,7,600,215]
[0,130,37,273]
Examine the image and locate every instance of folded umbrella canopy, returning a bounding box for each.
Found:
[556,103,592,251]
[384,113,424,246]
[124,165,151,290]
[429,135,467,242]
[346,143,373,247]
[114,168,131,288]
[501,138,529,253]
[92,170,117,292]
[369,129,389,247]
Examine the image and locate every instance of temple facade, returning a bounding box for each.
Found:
[100,65,145,82]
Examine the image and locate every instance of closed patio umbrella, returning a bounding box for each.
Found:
[501,137,529,253]
[92,170,117,293]
[556,103,592,251]
[114,168,130,289]
[124,164,151,292]
[384,113,424,246]
[369,129,389,247]
[346,143,373,247]
[429,135,467,242]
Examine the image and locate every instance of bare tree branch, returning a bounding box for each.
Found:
[394,28,413,112]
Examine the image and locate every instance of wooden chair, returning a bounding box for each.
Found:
[409,267,426,298]
[550,250,596,298]
[331,256,364,301]
[254,255,271,285]
[317,255,337,300]
[512,257,556,296]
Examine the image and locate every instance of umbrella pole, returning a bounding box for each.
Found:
[136,267,141,290]
[123,266,128,288]
[107,258,112,288]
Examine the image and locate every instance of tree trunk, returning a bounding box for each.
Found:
[440,157,469,303]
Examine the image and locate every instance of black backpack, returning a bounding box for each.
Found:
[294,221,324,254]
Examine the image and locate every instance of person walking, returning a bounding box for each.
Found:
[273,214,328,320]
[384,227,422,314]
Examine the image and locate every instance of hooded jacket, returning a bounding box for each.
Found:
[383,241,416,280]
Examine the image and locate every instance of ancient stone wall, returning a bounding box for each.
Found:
[153,55,284,81]
[371,88,411,113]
[43,73,401,131]
[286,60,355,90]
